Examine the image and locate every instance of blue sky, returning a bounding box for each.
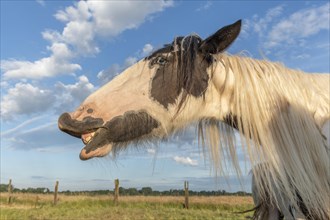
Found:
[1,1,329,192]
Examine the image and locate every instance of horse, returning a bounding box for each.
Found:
[250,163,308,220]
[58,20,330,219]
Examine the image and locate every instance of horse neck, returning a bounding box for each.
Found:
[212,54,329,126]
[204,54,330,220]
[206,57,237,122]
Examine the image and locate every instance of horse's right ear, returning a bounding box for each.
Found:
[199,20,241,54]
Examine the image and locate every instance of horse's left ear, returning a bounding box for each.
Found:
[199,20,241,54]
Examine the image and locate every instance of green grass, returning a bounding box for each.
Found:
[0,193,254,220]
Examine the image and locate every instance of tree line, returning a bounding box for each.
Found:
[0,184,250,196]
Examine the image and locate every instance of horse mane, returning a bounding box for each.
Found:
[198,54,330,219]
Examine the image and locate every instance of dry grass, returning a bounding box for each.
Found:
[0,193,252,204]
[116,195,253,205]
[0,192,254,220]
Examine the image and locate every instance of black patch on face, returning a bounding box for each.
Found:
[58,113,104,138]
[147,36,211,109]
[83,111,160,153]
[150,57,180,109]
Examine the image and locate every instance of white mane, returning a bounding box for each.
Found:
[199,54,330,219]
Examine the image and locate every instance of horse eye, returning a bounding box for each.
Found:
[157,57,167,65]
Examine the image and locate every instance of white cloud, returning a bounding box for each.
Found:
[147,148,156,155]
[97,43,153,85]
[1,58,80,80]
[97,64,121,85]
[291,53,311,60]
[246,5,284,38]
[36,0,45,6]
[124,56,138,67]
[142,44,154,56]
[1,1,172,80]
[2,121,80,151]
[54,1,91,22]
[1,115,46,137]
[0,75,95,121]
[53,1,172,56]
[0,81,10,89]
[1,43,81,80]
[1,83,56,121]
[196,1,212,12]
[173,156,198,166]
[85,1,173,37]
[97,57,137,85]
[62,21,99,55]
[244,2,329,66]
[55,75,95,112]
[265,3,329,48]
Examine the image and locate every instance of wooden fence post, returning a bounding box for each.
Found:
[53,181,59,205]
[114,179,119,205]
[8,179,12,204]
[184,180,189,209]
[34,196,40,208]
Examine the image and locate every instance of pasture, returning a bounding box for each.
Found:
[0,193,253,219]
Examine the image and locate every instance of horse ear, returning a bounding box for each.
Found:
[199,20,241,54]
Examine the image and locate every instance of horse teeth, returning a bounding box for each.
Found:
[86,136,92,143]
[81,132,96,145]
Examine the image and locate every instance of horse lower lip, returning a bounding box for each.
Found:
[79,143,113,160]
[79,149,93,160]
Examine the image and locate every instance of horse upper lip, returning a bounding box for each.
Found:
[58,112,104,138]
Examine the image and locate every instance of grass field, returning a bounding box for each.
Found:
[0,193,254,219]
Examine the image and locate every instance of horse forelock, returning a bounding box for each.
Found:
[147,35,203,59]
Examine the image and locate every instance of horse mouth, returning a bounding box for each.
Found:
[58,111,161,161]
[79,129,113,161]
[58,113,112,160]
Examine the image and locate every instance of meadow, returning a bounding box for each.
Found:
[0,193,254,220]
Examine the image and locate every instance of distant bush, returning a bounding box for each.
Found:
[0,183,251,196]
[0,184,9,192]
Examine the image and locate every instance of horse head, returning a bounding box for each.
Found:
[58,20,241,160]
